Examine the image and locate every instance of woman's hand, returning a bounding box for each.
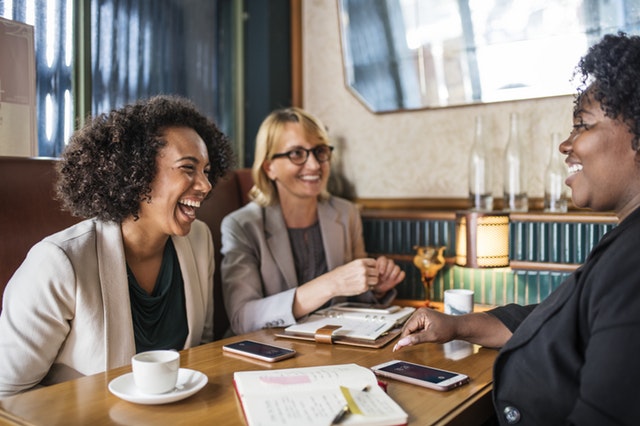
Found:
[393,308,459,351]
[393,309,512,351]
[372,256,405,295]
[327,256,404,297]
[327,258,380,296]
[292,257,405,319]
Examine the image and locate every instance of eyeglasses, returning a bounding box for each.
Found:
[271,145,334,165]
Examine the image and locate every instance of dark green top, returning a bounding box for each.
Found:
[127,239,188,353]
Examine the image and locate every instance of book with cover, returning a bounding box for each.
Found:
[276,305,415,347]
[233,363,408,426]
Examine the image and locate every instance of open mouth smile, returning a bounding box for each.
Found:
[178,198,201,219]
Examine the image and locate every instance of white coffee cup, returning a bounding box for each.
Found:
[444,289,474,316]
[131,350,180,394]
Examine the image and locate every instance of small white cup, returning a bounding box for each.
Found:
[444,289,474,316]
[131,350,180,394]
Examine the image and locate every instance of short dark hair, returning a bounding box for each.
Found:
[56,95,235,222]
[575,32,640,150]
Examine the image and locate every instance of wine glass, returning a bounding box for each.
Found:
[413,245,446,307]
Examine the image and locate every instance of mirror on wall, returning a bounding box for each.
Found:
[338,0,640,113]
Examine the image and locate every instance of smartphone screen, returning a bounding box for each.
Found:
[371,361,469,391]
[222,340,296,362]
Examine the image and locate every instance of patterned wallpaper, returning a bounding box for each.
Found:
[302,0,575,200]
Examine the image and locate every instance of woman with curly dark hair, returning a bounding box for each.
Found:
[394,33,640,425]
[0,95,233,397]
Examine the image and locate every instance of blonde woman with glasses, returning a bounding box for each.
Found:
[221,107,404,335]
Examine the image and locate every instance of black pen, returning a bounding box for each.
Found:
[331,385,370,424]
[331,404,350,425]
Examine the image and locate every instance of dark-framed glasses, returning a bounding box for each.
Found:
[271,145,334,165]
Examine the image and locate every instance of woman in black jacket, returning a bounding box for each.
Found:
[395,32,640,426]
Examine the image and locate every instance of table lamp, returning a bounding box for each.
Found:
[455,211,510,268]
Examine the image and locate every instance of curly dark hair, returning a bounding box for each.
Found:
[574,32,640,150]
[56,95,235,222]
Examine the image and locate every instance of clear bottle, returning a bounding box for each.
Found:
[468,116,493,211]
[503,112,528,212]
[544,132,568,212]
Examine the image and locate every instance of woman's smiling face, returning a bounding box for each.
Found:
[561,93,640,219]
[137,126,212,237]
[263,122,331,204]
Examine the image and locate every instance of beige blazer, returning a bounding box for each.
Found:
[221,196,394,335]
[0,218,214,397]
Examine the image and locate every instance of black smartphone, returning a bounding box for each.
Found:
[222,340,296,362]
[331,302,401,314]
[371,360,469,391]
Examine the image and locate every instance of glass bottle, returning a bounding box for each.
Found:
[503,112,528,212]
[544,132,568,212]
[468,116,493,211]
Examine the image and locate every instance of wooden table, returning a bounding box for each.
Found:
[0,329,497,425]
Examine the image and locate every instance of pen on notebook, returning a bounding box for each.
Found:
[331,385,371,424]
[331,404,350,425]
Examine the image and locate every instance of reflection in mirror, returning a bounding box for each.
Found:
[338,0,640,112]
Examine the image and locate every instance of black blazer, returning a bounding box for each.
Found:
[489,207,640,425]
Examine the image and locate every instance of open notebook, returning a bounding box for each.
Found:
[233,363,408,426]
[276,305,415,348]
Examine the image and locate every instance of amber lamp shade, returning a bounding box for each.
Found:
[455,211,510,268]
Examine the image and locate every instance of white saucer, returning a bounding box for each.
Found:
[108,368,207,405]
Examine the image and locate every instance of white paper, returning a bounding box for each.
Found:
[284,306,415,341]
[234,364,407,426]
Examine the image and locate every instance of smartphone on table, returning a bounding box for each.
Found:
[331,302,401,314]
[222,340,296,362]
[370,360,469,391]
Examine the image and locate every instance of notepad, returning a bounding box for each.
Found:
[233,363,408,426]
[283,306,415,341]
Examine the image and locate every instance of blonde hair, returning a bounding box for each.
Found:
[250,107,332,206]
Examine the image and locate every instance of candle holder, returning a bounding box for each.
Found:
[412,245,446,307]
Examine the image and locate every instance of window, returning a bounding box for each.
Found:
[1,0,234,156]
[1,0,74,156]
